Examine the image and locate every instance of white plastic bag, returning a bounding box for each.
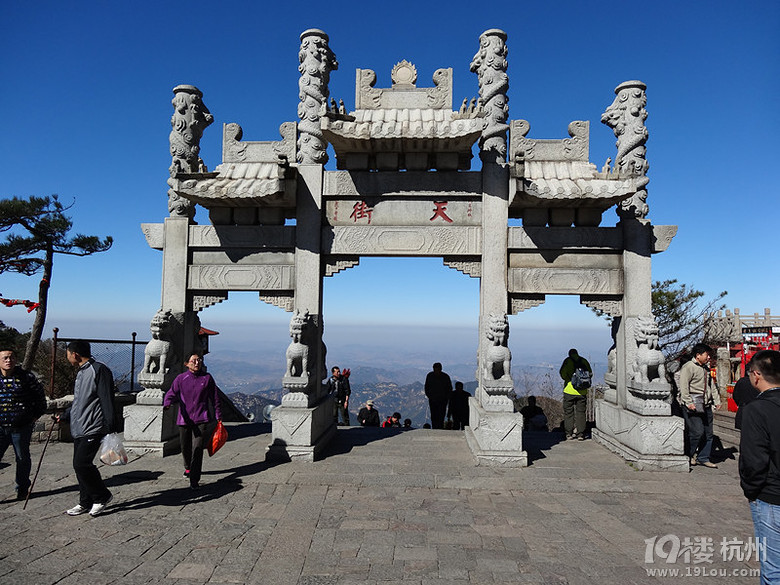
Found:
[99,433,128,466]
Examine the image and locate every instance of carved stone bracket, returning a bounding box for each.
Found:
[443,257,481,277]
[192,293,228,312]
[580,295,623,317]
[509,294,545,314]
[324,256,360,277]
[259,293,294,312]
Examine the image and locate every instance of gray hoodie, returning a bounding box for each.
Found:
[65,359,115,438]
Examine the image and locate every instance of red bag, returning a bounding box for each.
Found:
[208,421,227,456]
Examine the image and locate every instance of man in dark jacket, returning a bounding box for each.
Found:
[425,363,452,430]
[733,373,759,430]
[327,366,351,426]
[60,340,115,517]
[447,381,471,430]
[358,400,380,427]
[739,350,780,583]
[0,347,46,500]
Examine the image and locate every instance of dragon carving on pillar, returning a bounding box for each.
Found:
[297,29,338,165]
[601,81,649,219]
[167,84,213,218]
[470,29,509,164]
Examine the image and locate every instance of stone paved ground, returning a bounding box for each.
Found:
[0,424,761,584]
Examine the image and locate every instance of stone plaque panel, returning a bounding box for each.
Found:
[188,225,296,249]
[508,226,622,250]
[324,226,482,256]
[190,251,296,266]
[326,199,481,226]
[508,267,623,295]
[189,265,294,290]
[324,170,482,197]
[509,251,622,269]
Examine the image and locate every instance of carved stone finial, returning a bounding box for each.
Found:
[470,29,509,164]
[601,80,649,219]
[169,85,214,176]
[168,84,213,218]
[391,60,417,87]
[297,29,338,165]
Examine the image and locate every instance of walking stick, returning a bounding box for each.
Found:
[23,419,56,510]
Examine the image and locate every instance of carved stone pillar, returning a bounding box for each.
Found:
[127,214,201,455]
[464,29,526,467]
[591,82,686,471]
[267,161,334,462]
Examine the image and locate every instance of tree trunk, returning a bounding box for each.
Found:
[23,243,53,371]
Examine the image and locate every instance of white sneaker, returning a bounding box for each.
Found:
[66,504,88,516]
[89,494,113,516]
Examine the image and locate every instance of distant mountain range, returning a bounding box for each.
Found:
[221,356,605,427]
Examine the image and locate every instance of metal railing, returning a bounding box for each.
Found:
[51,328,148,394]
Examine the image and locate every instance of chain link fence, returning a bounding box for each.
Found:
[51,329,147,396]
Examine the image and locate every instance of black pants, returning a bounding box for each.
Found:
[333,400,349,425]
[179,423,209,485]
[430,400,448,429]
[451,413,468,430]
[73,435,112,507]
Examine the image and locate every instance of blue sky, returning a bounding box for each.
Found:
[1,1,778,366]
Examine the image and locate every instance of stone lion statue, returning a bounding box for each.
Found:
[484,312,511,381]
[142,309,173,375]
[632,314,666,384]
[285,309,312,378]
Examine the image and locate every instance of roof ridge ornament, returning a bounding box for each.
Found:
[391,60,417,87]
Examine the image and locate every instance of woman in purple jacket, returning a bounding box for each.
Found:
[164,354,222,489]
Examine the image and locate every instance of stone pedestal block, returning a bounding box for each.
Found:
[266,394,335,462]
[123,403,180,457]
[464,397,527,467]
[592,399,688,471]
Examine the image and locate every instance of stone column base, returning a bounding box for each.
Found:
[464,397,527,467]
[123,403,180,457]
[592,399,688,472]
[266,394,336,462]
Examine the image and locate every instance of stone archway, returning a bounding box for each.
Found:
[130,29,686,471]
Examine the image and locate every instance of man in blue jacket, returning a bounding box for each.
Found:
[0,347,46,500]
[60,340,115,517]
[739,350,780,583]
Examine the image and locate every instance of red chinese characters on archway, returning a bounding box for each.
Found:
[430,201,453,223]
[350,201,374,224]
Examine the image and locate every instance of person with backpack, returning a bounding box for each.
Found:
[559,348,592,440]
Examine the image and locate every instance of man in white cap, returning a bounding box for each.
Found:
[358,400,380,427]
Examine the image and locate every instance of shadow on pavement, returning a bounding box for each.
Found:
[323,426,407,457]
[523,430,566,465]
